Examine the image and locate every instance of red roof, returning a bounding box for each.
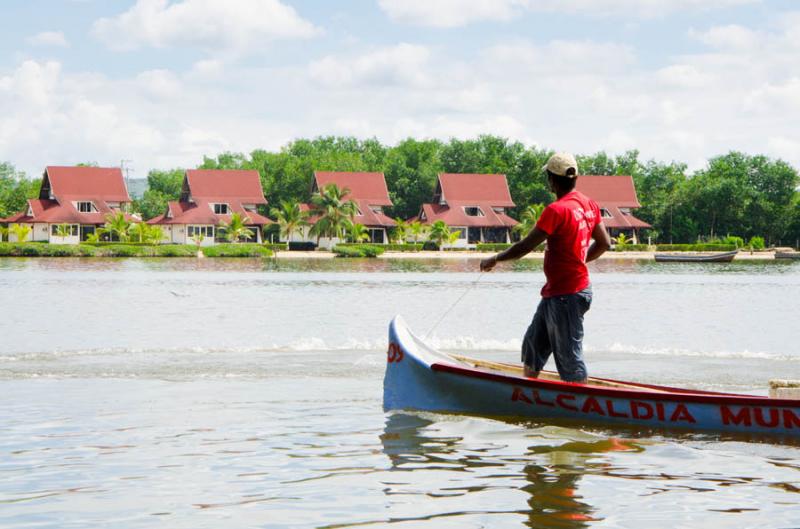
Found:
[185,170,267,204]
[0,166,132,225]
[576,175,650,229]
[44,166,130,202]
[575,175,641,208]
[150,170,269,226]
[314,172,393,206]
[298,201,395,228]
[437,173,515,207]
[417,173,517,228]
[420,202,518,228]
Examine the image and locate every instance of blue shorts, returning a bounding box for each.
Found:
[521,287,592,382]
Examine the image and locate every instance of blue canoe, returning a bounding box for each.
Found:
[383,316,800,439]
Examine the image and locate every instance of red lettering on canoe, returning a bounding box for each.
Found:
[386,343,404,363]
[582,397,605,416]
[669,404,696,423]
[512,387,533,404]
[656,402,665,421]
[606,400,629,418]
[720,406,751,426]
[556,394,578,411]
[631,401,654,420]
[754,408,779,428]
[783,409,800,428]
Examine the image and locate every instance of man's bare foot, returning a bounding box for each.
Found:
[523,366,539,378]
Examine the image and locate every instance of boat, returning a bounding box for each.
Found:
[775,251,800,260]
[654,250,738,263]
[383,316,800,438]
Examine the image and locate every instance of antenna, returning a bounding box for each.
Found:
[120,159,133,189]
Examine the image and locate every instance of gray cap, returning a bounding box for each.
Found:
[543,152,578,178]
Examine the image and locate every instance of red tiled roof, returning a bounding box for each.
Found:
[602,205,651,229]
[148,200,271,226]
[575,175,641,208]
[0,199,134,225]
[186,170,267,204]
[314,172,393,206]
[419,202,518,228]
[45,166,130,202]
[438,173,515,207]
[298,201,395,228]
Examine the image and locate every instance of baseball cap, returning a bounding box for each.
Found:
[543,152,578,178]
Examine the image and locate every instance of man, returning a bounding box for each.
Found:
[480,152,611,383]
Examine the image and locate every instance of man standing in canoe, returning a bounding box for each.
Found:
[480,152,611,383]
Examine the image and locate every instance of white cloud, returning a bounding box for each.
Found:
[92,0,320,52]
[690,24,760,49]
[136,69,182,99]
[379,0,759,27]
[27,31,69,47]
[308,43,431,88]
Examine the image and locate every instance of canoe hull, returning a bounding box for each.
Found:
[384,316,800,438]
[654,250,738,263]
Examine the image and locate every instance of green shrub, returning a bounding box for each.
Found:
[383,243,423,252]
[443,247,469,251]
[722,235,745,248]
[476,243,512,252]
[103,244,143,257]
[202,243,272,258]
[0,243,15,256]
[46,244,81,257]
[20,244,42,256]
[265,243,288,251]
[614,244,650,251]
[655,244,736,252]
[422,241,439,251]
[155,245,197,257]
[748,236,765,250]
[332,244,385,258]
[77,245,97,256]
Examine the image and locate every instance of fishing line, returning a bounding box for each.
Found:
[425,271,484,339]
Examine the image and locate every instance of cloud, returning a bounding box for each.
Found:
[308,43,431,87]
[689,24,760,49]
[27,31,69,47]
[92,0,320,52]
[379,0,760,27]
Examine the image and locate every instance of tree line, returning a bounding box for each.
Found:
[2,136,799,245]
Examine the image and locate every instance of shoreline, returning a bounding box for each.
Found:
[273,250,780,261]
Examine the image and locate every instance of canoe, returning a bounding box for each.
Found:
[654,250,738,263]
[383,316,800,438]
[775,251,800,260]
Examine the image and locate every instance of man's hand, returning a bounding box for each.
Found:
[480,255,498,272]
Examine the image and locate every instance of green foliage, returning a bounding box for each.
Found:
[0,162,39,218]
[103,212,131,242]
[264,243,288,251]
[270,200,308,241]
[154,245,196,257]
[616,233,629,246]
[309,183,358,241]
[201,243,272,258]
[347,223,371,243]
[219,212,254,242]
[476,243,512,252]
[613,244,650,251]
[721,235,745,248]
[748,236,765,250]
[332,244,385,258]
[9,223,32,242]
[655,244,737,252]
[513,204,546,236]
[427,220,453,247]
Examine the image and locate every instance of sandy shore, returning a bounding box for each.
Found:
[273,250,779,260]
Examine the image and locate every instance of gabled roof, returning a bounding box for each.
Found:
[298,200,396,228]
[147,200,271,226]
[314,172,393,206]
[1,198,135,225]
[419,202,517,228]
[44,166,130,202]
[601,206,652,230]
[437,173,515,207]
[185,170,267,204]
[575,175,641,208]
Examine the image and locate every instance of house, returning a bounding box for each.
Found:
[0,166,132,244]
[416,173,518,247]
[147,169,271,245]
[295,171,396,246]
[575,175,651,243]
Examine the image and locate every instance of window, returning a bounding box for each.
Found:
[451,228,466,240]
[370,206,383,214]
[76,201,95,213]
[188,225,214,238]
[212,203,230,214]
[492,207,505,214]
[463,206,484,217]
[601,208,613,219]
[51,224,78,236]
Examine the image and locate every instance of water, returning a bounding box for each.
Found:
[1,257,799,528]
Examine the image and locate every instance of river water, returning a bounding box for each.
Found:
[1,257,799,528]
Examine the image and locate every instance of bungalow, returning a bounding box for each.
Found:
[148,169,271,245]
[576,175,651,243]
[417,173,518,247]
[0,166,132,244]
[296,171,396,246]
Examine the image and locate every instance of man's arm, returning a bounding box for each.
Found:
[480,226,548,271]
[585,222,611,263]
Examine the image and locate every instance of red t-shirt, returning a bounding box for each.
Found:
[535,190,601,298]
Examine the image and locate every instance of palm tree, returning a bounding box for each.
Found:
[513,204,546,237]
[9,223,31,243]
[103,212,130,242]
[616,232,629,247]
[219,212,253,243]
[270,200,308,242]
[146,225,165,244]
[409,220,428,243]
[348,223,371,243]
[53,223,73,240]
[0,225,7,242]
[129,222,149,243]
[391,218,410,244]
[427,220,452,248]
[309,183,358,242]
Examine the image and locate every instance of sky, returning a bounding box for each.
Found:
[1,0,799,179]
